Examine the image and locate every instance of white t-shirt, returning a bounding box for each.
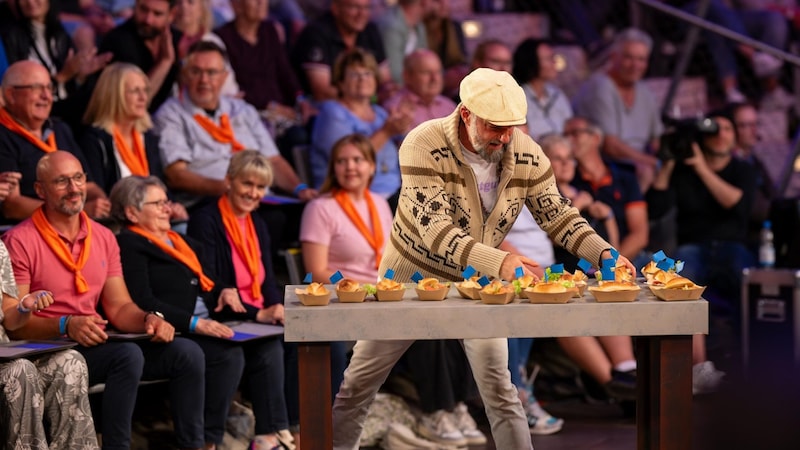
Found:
[461,145,499,216]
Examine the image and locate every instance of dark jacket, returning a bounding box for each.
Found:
[117,228,227,332]
[187,201,283,322]
[80,126,164,194]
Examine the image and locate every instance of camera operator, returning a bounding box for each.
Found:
[647,113,756,393]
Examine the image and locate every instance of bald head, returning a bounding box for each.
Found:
[1,60,53,128]
[1,60,50,89]
[403,49,444,103]
[35,151,87,216]
[36,151,81,182]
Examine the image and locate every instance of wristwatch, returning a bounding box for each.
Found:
[144,311,165,323]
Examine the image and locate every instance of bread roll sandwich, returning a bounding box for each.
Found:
[417,278,448,291]
[295,282,331,306]
[337,278,362,292]
[530,282,568,294]
[663,276,697,290]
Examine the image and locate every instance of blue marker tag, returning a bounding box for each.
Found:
[602,258,616,269]
[329,271,343,284]
[610,248,620,260]
[577,258,592,272]
[302,272,313,283]
[601,265,615,281]
[675,261,684,273]
[653,250,666,262]
[515,266,524,278]
[411,272,424,283]
[477,275,490,287]
[462,265,476,279]
[656,259,672,271]
[665,257,675,269]
[384,269,395,280]
[550,263,564,274]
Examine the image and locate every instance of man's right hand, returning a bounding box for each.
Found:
[500,254,543,281]
[66,315,109,347]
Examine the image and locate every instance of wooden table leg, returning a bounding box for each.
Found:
[636,335,693,450]
[298,342,332,450]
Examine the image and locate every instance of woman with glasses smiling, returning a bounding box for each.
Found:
[82,63,189,222]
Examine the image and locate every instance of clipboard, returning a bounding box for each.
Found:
[224,322,284,342]
[0,340,78,361]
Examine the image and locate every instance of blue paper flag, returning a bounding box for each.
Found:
[515,266,524,278]
[665,257,675,269]
[610,248,620,260]
[577,258,592,272]
[656,259,672,271]
[602,258,616,269]
[329,271,343,284]
[675,261,684,273]
[411,272,424,283]
[601,265,615,281]
[550,263,564,274]
[477,275,490,287]
[462,265,477,279]
[302,273,312,283]
[384,269,395,280]
[652,250,666,262]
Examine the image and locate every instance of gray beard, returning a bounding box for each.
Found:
[477,146,505,163]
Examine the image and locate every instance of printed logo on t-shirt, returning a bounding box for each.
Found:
[477,180,498,194]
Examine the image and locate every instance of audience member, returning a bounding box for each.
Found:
[172,0,240,97]
[512,39,573,139]
[565,117,649,268]
[0,60,110,223]
[423,0,468,99]
[186,150,300,448]
[111,175,295,450]
[727,101,776,252]
[154,41,315,211]
[2,151,205,450]
[377,0,429,86]
[269,0,308,45]
[573,28,663,192]
[648,112,755,394]
[99,0,182,112]
[470,39,512,73]
[215,0,310,143]
[0,240,99,449]
[331,67,635,450]
[498,207,564,436]
[81,63,188,227]
[0,0,112,119]
[310,48,412,207]
[290,0,389,102]
[383,49,456,131]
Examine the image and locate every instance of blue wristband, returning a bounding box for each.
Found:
[59,316,67,335]
[293,183,308,196]
[189,316,199,333]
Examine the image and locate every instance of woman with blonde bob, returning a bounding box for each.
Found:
[81,62,188,220]
[187,150,296,450]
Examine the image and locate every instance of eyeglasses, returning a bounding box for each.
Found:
[50,172,87,189]
[12,83,55,95]
[142,199,172,209]
[563,128,591,138]
[125,87,148,97]
[186,67,226,79]
[345,70,375,81]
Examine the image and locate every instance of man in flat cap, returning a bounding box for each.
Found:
[331,68,634,449]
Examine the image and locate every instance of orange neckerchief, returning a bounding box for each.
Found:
[127,225,215,291]
[333,189,384,269]
[218,196,261,299]
[193,113,245,152]
[112,126,149,176]
[31,208,91,294]
[0,107,57,153]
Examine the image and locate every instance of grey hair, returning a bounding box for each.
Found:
[109,176,168,225]
[612,27,653,53]
[539,133,573,156]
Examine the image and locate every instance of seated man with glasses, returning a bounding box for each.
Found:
[0,60,111,225]
[2,150,207,450]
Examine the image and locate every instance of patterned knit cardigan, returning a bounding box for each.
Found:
[379,107,611,281]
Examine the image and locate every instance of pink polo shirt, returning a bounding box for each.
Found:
[2,215,122,320]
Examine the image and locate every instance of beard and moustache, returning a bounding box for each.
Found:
[55,191,86,216]
[466,118,507,164]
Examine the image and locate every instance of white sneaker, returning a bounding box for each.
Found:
[527,401,564,435]
[753,52,783,78]
[416,410,468,447]
[450,402,487,445]
[382,423,439,450]
[726,87,747,103]
[692,361,725,395]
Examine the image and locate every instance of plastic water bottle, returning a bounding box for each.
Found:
[759,220,776,268]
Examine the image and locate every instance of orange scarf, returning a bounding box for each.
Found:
[31,208,91,294]
[127,225,215,291]
[333,189,384,269]
[218,196,261,299]
[193,113,245,152]
[0,108,57,153]
[112,126,149,176]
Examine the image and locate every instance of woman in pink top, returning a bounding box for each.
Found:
[300,133,394,283]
